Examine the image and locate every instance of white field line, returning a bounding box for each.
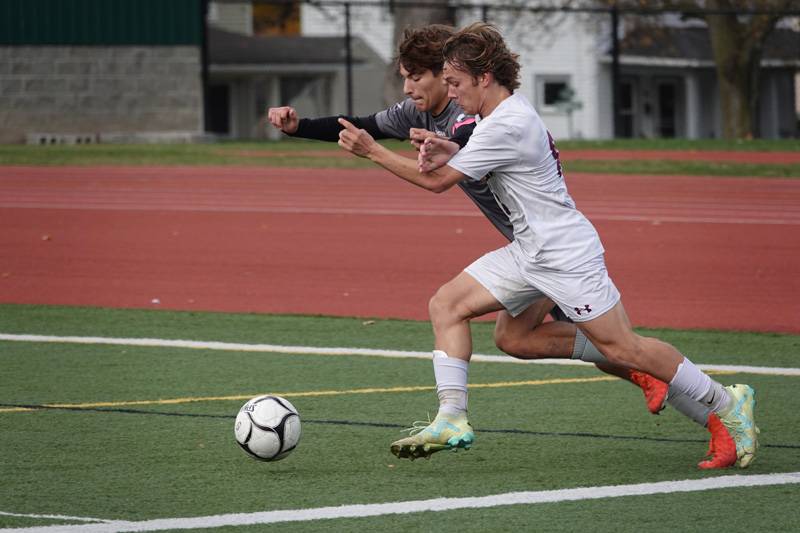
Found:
[0,512,114,524]
[4,472,800,533]
[1,333,798,376]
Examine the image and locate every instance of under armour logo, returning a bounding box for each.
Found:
[574,305,592,315]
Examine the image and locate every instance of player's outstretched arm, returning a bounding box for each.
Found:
[266,106,386,142]
[337,118,464,194]
[267,106,300,134]
[419,136,460,173]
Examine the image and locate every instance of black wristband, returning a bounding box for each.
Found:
[290,115,385,142]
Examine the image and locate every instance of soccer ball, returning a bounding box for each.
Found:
[234,395,301,461]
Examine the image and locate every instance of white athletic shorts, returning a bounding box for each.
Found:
[464,241,620,322]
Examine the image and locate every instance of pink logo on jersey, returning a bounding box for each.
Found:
[451,117,476,135]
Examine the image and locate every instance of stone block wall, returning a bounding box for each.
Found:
[0,46,203,143]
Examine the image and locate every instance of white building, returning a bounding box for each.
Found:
[206,0,386,139]
[301,3,798,140]
[212,1,799,140]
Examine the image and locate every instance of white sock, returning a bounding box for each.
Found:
[669,358,731,414]
[702,381,732,415]
[432,350,468,416]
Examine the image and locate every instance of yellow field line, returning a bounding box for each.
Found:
[2,372,736,414]
[1,376,624,413]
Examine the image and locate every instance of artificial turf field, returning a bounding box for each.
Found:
[2,138,799,530]
[1,304,799,532]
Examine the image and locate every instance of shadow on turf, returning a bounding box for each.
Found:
[4,402,798,450]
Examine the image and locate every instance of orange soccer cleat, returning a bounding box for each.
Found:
[628,370,669,414]
[697,413,738,469]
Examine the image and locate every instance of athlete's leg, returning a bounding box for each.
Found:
[494,299,574,358]
[495,298,624,364]
[429,270,506,361]
[494,298,725,465]
[494,261,732,465]
[494,299,670,412]
[577,301,684,380]
[605,357,724,466]
[578,301,758,467]
[390,270,506,460]
[428,269,506,415]
[533,257,739,467]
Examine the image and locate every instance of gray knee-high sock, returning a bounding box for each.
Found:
[571,329,609,364]
[666,389,712,426]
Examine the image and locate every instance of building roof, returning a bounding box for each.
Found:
[208,26,375,65]
[618,26,800,67]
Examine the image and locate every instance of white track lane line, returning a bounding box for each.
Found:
[4,472,799,532]
[2,202,800,224]
[1,333,798,376]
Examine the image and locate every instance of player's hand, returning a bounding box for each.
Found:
[267,106,300,134]
[419,136,459,172]
[409,128,438,151]
[337,118,377,158]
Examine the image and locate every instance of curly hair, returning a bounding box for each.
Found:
[396,24,455,76]
[443,22,520,92]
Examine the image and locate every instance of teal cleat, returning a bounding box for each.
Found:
[719,384,760,468]
[390,412,475,460]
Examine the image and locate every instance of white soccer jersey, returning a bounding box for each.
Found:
[374,98,513,240]
[447,93,604,271]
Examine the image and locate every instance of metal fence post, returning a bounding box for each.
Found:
[344,2,353,116]
[200,0,211,133]
[610,3,620,138]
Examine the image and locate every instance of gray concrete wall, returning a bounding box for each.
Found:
[0,46,203,143]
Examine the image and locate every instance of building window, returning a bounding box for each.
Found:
[536,75,572,111]
[253,2,300,36]
[544,81,568,105]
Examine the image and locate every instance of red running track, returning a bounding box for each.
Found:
[1,165,799,333]
[560,149,800,164]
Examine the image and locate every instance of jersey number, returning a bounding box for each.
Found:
[547,131,563,178]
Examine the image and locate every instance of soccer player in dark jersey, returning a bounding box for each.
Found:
[269,25,735,468]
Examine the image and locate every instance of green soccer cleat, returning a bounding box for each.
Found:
[718,384,760,468]
[390,412,475,460]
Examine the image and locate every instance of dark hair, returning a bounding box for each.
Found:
[396,24,455,76]
[443,22,520,91]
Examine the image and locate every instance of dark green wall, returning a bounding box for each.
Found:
[0,0,203,45]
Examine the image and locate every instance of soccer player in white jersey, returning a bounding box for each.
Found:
[336,23,758,469]
[266,27,689,421]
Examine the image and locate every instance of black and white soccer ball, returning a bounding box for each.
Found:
[234,395,301,461]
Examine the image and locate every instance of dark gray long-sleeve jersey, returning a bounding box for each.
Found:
[290,98,514,241]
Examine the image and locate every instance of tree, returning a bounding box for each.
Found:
[702,0,791,138]
[609,0,795,139]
